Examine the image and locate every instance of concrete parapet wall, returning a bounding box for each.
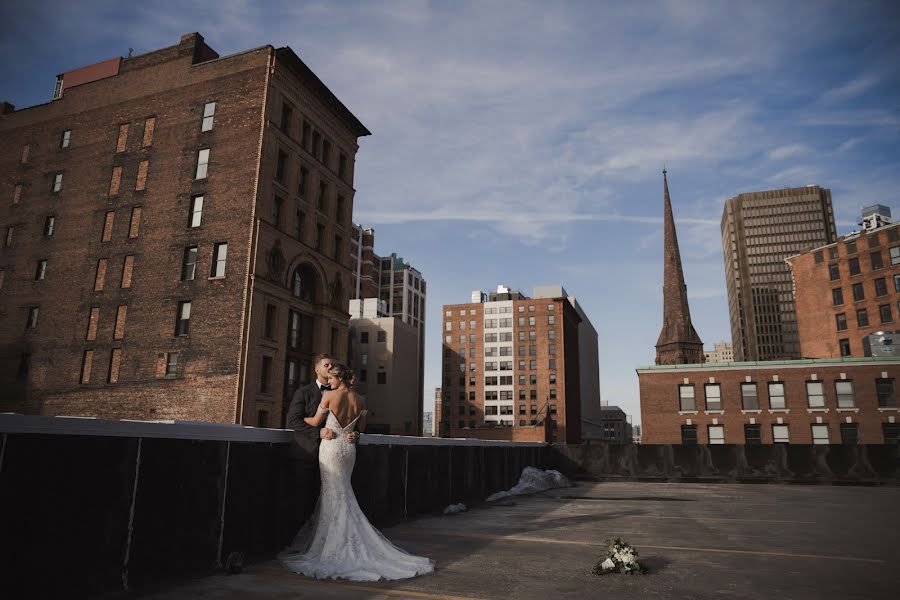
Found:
[0,414,549,597]
[554,442,900,484]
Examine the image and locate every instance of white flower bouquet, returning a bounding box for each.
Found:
[591,538,647,576]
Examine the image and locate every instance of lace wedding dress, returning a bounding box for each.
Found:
[280,409,435,581]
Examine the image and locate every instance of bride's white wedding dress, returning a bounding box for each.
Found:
[280,409,435,581]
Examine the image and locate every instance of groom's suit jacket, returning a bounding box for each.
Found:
[287,381,326,459]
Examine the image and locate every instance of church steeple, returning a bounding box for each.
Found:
[655,169,704,365]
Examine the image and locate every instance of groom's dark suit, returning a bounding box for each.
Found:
[286,380,328,458]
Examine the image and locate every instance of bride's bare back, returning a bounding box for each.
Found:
[324,387,366,431]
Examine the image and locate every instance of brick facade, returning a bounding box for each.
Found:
[789,223,900,358]
[0,33,369,427]
[639,358,900,445]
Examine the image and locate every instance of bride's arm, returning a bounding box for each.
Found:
[303,394,330,427]
[357,398,367,432]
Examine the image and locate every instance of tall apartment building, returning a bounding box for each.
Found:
[788,211,900,358]
[349,223,426,433]
[0,33,370,427]
[439,285,596,444]
[704,342,734,363]
[722,185,837,361]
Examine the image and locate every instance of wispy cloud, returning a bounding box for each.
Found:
[767,143,811,160]
[821,73,881,102]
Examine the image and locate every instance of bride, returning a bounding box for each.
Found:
[280,363,435,581]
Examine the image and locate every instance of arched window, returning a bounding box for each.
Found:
[292,264,318,303]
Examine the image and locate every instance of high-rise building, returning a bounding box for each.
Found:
[349,224,426,434]
[0,33,370,427]
[788,214,900,358]
[656,170,704,365]
[722,185,837,361]
[439,284,597,444]
[704,342,734,363]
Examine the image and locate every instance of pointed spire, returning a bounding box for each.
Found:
[656,169,704,365]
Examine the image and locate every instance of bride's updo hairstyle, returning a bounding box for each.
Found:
[328,363,357,388]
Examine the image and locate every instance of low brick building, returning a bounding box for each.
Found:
[638,357,900,445]
[0,33,369,426]
[788,219,900,359]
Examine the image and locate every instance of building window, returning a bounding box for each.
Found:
[211,242,227,278]
[201,101,216,131]
[856,309,869,328]
[107,348,122,384]
[129,206,141,238]
[186,195,203,228]
[52,173,63,193]
[768,382,786,409]
[101,211,115,242]
[80,350,93,384]
[870,251,884,270]
[276,150,287,182]
[829,247,838,260]
[678,385,695,411]
[13,183,22,204]
[874,278,888,297]
[377,366,386,385]
[806,381,825,408]
[272,196,283,226]
[879,304,892,323]
[681,425,698,445]
[828,264,840,280]
[894,274,900,293]
[848,257,860,276]
[838,422,858,445]
[35,259,47,281]
[833,380,855,408]
[883,422,900,444]
[165,352,178,377]
[811,424,830,445]
[707,424,724,444]
[195,149,210,179]
[339,153,347,180]
[814,250,823,263]
[175,301,191,336]
[846,241,857,255]
[315,224,324,251]
[772,424,789,444]
[94,259,107,290]
[876,378,896,407]
[298,166,308,197]
[890,246,900,266]
[181,246,198,281]
[376,330,387,343]
[835,313,847,331]
[17,353,31,380]
[5,226,12,247]
[121,255,134,289]
[60,129,71,148]
[26,307,39,330]
[43,216,55,237]
[741,383,758,410]
[703,384,721,410]
[333,235,342,261]
[141,117,155,147]
[264,304,277,339]
[852,282,865,301]
[839,338,851,356]
[260,356,272,393]
[280,102,293,132]
[832,288,843,306]
[744,424,761,445]
[335,195,345,223]
[116,123,129,152]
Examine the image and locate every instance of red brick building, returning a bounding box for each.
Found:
[0,33,369,427]
[437,286,588,444]
[788,221,900,359]
[638,358,900,444]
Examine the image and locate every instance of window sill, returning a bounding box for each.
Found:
[807,408,829,413]
[740,409,762,414]
[704,410,724,415]
[768,408,790,413]
[678,410,698,416]
[208,276,226,280]
[877,407,900,412]
[836,407,859,413]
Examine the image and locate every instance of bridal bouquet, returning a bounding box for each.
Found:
[591,538,647,576]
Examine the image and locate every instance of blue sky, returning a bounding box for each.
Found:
[3,1,899,425]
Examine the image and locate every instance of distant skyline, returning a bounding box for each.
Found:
[2,1,899,424]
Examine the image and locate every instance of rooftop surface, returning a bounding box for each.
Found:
[137,481,899,600]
